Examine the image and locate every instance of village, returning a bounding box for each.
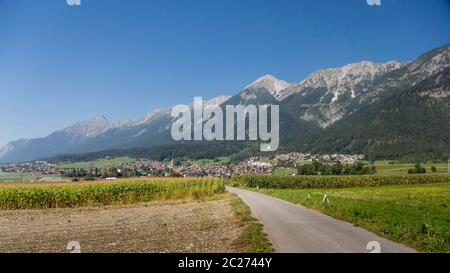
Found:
[0,152,365,180]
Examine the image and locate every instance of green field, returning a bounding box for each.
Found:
[193,156,231,165]
[0,172,60,182]
[232,174,450,189]
[250,183,450,252]
[230,197,274,253]
[272,167,296,176]
[276,161,448,175]
[373,162,448,175]
[58,156,136,169]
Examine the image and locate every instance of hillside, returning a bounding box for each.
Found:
[1,43,449,163]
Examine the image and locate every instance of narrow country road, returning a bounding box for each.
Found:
[227,187,416,253]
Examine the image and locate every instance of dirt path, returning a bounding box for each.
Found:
[0,197,241,253]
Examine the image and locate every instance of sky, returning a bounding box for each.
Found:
[0,0,449,146]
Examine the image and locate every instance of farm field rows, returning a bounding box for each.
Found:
[0,178,272,253]
[0,194,239,253]
[0,178,225,209]
[232,174,450,189]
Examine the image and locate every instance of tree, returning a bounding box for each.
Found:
[408,162,426,174]
[297,164,318,175]
[101,168,108,178]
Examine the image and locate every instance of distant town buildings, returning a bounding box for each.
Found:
[0,161,61,174]
[274,153,364,164]
[0,152,366,180]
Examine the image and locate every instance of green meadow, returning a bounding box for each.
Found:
[373,161,448,175]
[249,183,450,252]
[58,156,136,169]
[0,172,60,182]
[193,156,231,165]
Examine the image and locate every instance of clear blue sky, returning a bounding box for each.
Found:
[0,0,449,146]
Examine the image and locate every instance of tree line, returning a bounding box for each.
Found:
[297,161,376,176]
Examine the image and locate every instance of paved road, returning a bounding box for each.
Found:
[228,187,416,253]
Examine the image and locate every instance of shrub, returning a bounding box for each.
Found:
[408,163,427,174]
[297,161,376,176]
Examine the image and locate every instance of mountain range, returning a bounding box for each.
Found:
[1,43,449,163]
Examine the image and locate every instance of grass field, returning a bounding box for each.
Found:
[373,162,448,175]
[250,183,450,252]
[58,156,136,169]
[193,156,231,165]
[272,167,296,176]
[230,196,273,253]
[271,161,449,175]
[0,172,60,182]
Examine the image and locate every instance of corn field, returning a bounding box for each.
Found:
[232,174,450,189]
[0,178,225,209]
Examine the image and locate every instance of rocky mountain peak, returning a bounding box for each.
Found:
[277,60,405,102]
[407,44,450,78]
[0,44,448,163]
[245,74,292,99]
[62,116,114,138]
[205,95,232,106]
